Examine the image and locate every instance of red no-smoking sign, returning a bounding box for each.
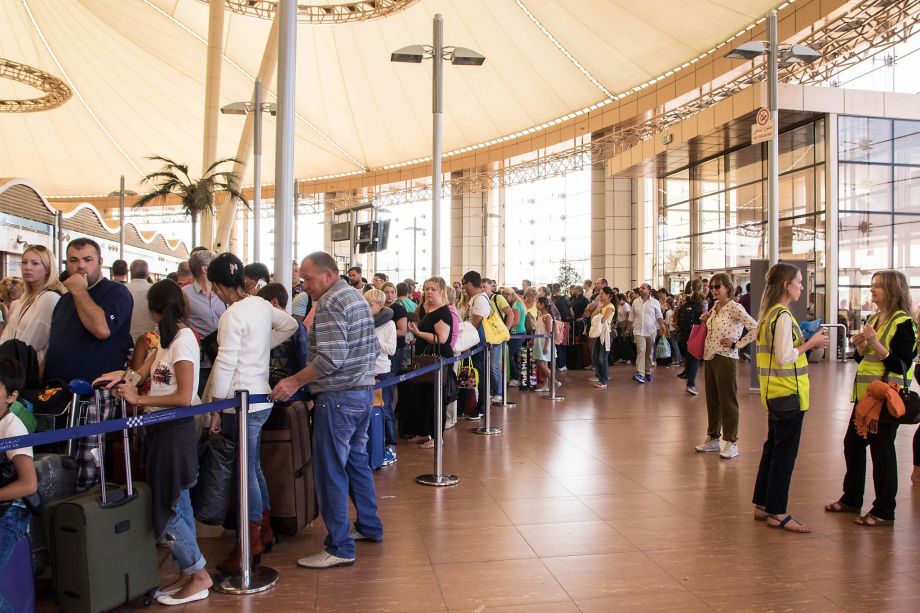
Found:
[757,107,771,126]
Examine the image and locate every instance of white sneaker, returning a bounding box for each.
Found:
[297,550,355,568]
[588,377,599,382]
[490,395,503,404]
[720,442,739,459]
[557,366,567,372]
[508,379,520,387]
[695,437,721,453]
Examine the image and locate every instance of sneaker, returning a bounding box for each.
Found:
[296,550,355,569]
[381,449,397,466]
[349,525,382,542]
[695,437,721,453]
[508,379,520,388]
[593,383,607,389]
[587,377,600,382]
[633,374,645,384]
[557,366,567,372]
[644,374,653,383]
[720,442,739,459]
[687,386,698,395]
[490,395,503,404]
[463,412,483,421]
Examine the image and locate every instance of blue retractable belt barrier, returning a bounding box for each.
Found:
[0,344,492,451]
[508,333,552,340]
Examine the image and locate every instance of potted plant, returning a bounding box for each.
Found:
[134,156,248,248]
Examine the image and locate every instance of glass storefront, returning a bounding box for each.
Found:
[658,119,826,316]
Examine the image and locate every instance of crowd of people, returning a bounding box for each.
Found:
[0,240,918,609]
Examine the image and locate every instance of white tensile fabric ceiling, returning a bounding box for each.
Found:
[0,0,780,197]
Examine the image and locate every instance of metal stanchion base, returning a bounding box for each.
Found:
[541,394,565,401]
[213,566,280,595]
[416,473,460,487]
[470,426,502,435]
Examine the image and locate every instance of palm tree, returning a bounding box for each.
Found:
[134,156,248,248]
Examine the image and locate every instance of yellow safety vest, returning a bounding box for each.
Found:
[756,305,810,411]
[852,310,916,402]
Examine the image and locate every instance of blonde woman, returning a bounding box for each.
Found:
[695,272,758,459]
[502,288,526,386]
[0,245,65,368]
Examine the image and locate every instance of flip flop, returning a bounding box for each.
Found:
[854,513,893,527]
[766,514,811,533]
[824,500,860,513]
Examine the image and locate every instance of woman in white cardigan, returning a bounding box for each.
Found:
[204,253,297,575]
[0,245,65,372]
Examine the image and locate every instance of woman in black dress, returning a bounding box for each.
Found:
[403,277,454,449]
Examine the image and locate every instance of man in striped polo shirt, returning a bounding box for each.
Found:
[271,251,383,568]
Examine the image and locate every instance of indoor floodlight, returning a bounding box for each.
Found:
[220,101,249,115]
[785,44,822,64]
[449,47,486,66]
[391,45,427,63]
[724,41,769,61]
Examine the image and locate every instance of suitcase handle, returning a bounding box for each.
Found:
[91,383,135,503]
[96,484,139,510]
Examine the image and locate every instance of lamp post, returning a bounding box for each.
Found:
[391,14,485,279]
[221,78,277,263]
[108,176,137,261]
[725,10,820,265]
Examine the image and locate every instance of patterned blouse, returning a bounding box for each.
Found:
[703,299,758,361]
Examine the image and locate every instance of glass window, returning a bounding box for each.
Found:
[779,215,816,260]
[839,116,892,163]
[779,168,815,216]
[815,118,826,164]
[839,212,892,272]
[893,119,920,166]
[660,237,690,273]
[839,163,892,212]
[659,202,690,240]
[726,181,762,227]
[695,231,725,271]
[893,166,920,214]
[778,123,815,173]
[662,169,691,205]
[696,157,723,196]
[725,224,763,268]
[697,193,723,233]
[726,146,762,188]
[893,215,920,270]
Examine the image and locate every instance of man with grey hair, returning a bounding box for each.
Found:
[176,260,194,287]
[271,251,382,569]
[629,283,663,384]
[182,248,225,394]
[127,258,155,341]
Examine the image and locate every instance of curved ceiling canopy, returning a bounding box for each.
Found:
[0,0,781,197]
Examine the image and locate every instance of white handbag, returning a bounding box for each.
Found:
[588,312,603,338]
[454,321,481,353]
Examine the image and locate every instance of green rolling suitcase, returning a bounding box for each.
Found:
[45,390,159,612]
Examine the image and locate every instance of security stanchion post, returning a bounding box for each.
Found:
[542,334,565,401]
[417,358,460,487]
[472,344,502,435]
[499,341,517,408]
[215,390,280,595]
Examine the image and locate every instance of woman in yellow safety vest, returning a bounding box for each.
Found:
[825,270,916,527]
[752,264,829,533]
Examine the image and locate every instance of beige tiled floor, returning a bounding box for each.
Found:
[37,360,920,611]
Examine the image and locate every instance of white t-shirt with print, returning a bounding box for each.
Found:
[148,327,201,411]
[0,410,32,461]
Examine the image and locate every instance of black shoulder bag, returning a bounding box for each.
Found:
[765,312,801,420]
[879,359,920,425]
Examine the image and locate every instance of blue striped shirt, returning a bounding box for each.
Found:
[308,279,377,392]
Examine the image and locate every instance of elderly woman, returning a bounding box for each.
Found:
[695,272,757,460]
[0,245,65,369]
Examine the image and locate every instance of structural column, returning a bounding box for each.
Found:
[824,113,839,355]
[591,161,633,290]
[200,0,226,248]
[450,170,485,281]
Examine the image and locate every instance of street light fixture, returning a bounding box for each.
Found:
[108,175,138,261]
[221,77,278,264]
[725,11,820,265]
[391,14,485,280]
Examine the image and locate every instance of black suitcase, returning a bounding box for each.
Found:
[262,401,318,537]
[45,388,159,612]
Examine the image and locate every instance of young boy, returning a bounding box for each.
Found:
[0,356,37,602]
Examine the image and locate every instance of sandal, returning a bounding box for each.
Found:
[854,513,893,527]
[824,500,860,514]
[407,435,430,444]
[766,514,811,533]
[753,505,769,521]
[419,439,435,449]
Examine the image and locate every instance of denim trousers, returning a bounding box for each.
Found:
[378,371,397,449]
[313,389,384,559]
[684,353,700,387]
[163,489,206,573]
[668,336,682,363]
[490,345,503,397]
[221,408,271,521]
[0,506,30,613]
[752,409,805,514]
[592,340,609,385]
[507,338,524,381]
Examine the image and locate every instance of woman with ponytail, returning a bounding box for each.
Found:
[95,280,211,605]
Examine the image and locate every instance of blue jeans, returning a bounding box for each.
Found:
[163,490,206,574]
[592,340,609,384]
[507,338,524,381]
[378,372,397,449]
[313,389,384,559]
[0,506,30,613]
[222,408,271,521]
[669,336,682,363]
[490,345,503,397]
[685,354,700,387]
